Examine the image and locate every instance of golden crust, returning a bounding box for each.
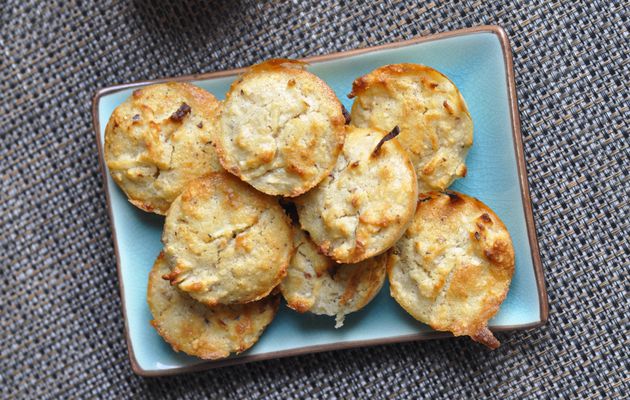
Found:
[387,191,515,349]
[349,64,473,193]
[147,252,279,360]
[295,126,418,263]
[162,173,293,305]
[104,82,223,214]
[280,228,387,327]
[216,59,346,197]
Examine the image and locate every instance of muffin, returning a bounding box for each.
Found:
[162,173,293,305]
[216,59,346,197]
[387,191,515,349]
[147,252,279,359]
[104,82,223,214]
[295,125,418,264]
[349,64,473,193]
[280,228,387,327]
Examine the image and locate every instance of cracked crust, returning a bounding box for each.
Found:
[104,82,223,214]
[280,228,387,327]
[216,59,346,197]
[387,191,515,349]
[349,64,473,193]
[295,126,418,263]
[147,252,279,360]
[162,173,293,305]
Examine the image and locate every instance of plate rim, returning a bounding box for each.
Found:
[91,24,548,377]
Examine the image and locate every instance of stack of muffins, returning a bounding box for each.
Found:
[105,59,515,359]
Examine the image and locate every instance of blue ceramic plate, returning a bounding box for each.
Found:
[93,26,547,376]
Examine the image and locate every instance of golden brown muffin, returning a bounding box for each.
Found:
[387,191,515,349]
[350,64,473,193]
[280,228,387,327]
[162,173,293,305]
[295,125,418,264]
[216,59,346,197]
[147,252,279,360]
[104,82,223,214]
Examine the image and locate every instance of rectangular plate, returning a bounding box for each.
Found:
[92,25,548,376]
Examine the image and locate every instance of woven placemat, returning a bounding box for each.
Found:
[1,0,628,398]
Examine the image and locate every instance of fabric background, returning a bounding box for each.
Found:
[1,0,628,398]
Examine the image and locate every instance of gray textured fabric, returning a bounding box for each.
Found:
[1,0,628,398]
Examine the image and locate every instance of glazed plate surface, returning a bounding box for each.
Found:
[93,26,548,376]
